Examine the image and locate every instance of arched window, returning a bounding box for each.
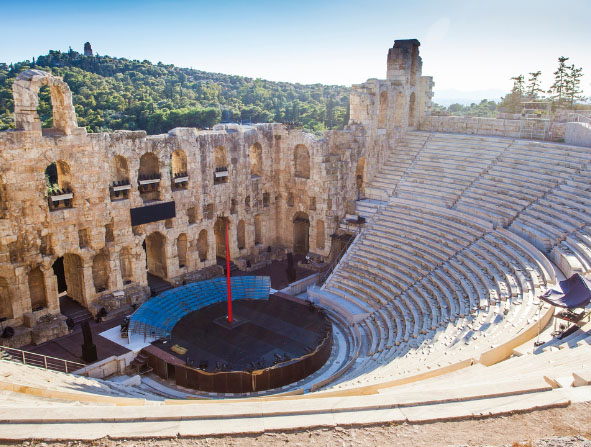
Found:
[28,267,47,311]
[45,160,73,210]
[177,233,188,268]
[293,212,310,254]
[171,150,189,190]
[92,253,109,293]
[197,230,208,262]
[110,155,130,201]
[214,146,229,184]
[138,152,161,202]
[316,220,325,250]
[378,91,388,129]
[394,92,405,127]
[294,144,310,179]
[237,219,246,250]
[254,214,262,245]
[249,143,263,177]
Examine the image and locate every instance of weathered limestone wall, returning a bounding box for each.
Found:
[0,38,432,347]
[419,115,566,140]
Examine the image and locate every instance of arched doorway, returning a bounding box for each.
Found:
[53,254,85,306]
[145,232,167,279]
[119,247,134,285]
[214,217,230,260]
[254,214,262,245]
[408,92,416,127]
[197,229,208,262]
[28,267,48,311]
[177,233,188,268]
[92,253,109,293]
[293,212,310,254]
[237,219,246,250]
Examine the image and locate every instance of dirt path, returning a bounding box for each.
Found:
[3,402,591,447]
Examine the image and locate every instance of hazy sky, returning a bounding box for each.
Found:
[2,0,590,98]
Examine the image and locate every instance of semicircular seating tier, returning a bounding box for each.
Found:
[129,276,270,339]
[321,197,556,390]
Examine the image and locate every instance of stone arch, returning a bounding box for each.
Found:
[0,278,12,319]
[28,267,47,311]
[138,152,161,202]
[119,247,134,285]
[245,195,250,210]
[294,144,310,179]
[177,233,188,268]
[408,92,416,127]
[45,160,73,193]
[378,91,388,129]
[237,219,246,250]
[12,69,79,135]
[355,157,366,197]
[254,214,263,245]
[394,91,405,127]
[249,142,263,177]
[92,253,110,293]
[316,219,325,250]
[197,229,208,262]
[145,232,167,279]
[214,217,229,260]
[62,253,84,305]
[214,146,229,184]
[171,150,187,176]
[293,212,310,254]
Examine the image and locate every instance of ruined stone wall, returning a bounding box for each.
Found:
[0,38,431,346]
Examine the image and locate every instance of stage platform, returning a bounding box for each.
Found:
[144,293,333,393]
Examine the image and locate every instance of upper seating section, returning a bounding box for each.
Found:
[129,276,270,339]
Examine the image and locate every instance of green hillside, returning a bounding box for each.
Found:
[0,49,351,135]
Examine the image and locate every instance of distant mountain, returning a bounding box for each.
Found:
[433,88,506,106]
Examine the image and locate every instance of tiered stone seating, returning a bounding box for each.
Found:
[455,140,591,227]
[365,131,430,201]
[322,197,554,390]
[394,133,510,207]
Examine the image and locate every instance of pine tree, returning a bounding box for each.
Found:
[548,56,569,106]
[511,74,525,96]
[526,71,544,99]
[564,64,585,108]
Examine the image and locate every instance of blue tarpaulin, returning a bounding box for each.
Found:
[540,273,591,309]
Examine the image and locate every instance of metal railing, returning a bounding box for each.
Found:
[0,345,85,374]
[567,113,591,125]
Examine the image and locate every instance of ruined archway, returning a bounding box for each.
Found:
[237,219,246,250]
[28,267,48,311]
[12,70,79,135]
[61,254,85,306]
[254,214,262,245]
[293,212,310,254]
[177,233,188,268]
[146,232,167,279]
[214,146,229,184]
[110,155,131,201]
[92,253,110,293]
[249,143,263,177]
[214,217,229,260]
[294,144,310,179]
[408,92,416,127]
[394,91,405,127]
[138,152,161,202]
[171,150,188,190]
[119,247,134,285]
[316,220,325,251]
[0,278,12,319]
[378,91,388,129]
[197,229,208,262]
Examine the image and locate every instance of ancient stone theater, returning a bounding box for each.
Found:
[1,38,591,439]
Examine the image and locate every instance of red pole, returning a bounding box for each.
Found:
[225,219,233,323]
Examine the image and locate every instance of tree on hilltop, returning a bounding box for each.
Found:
[548,56,569,106]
